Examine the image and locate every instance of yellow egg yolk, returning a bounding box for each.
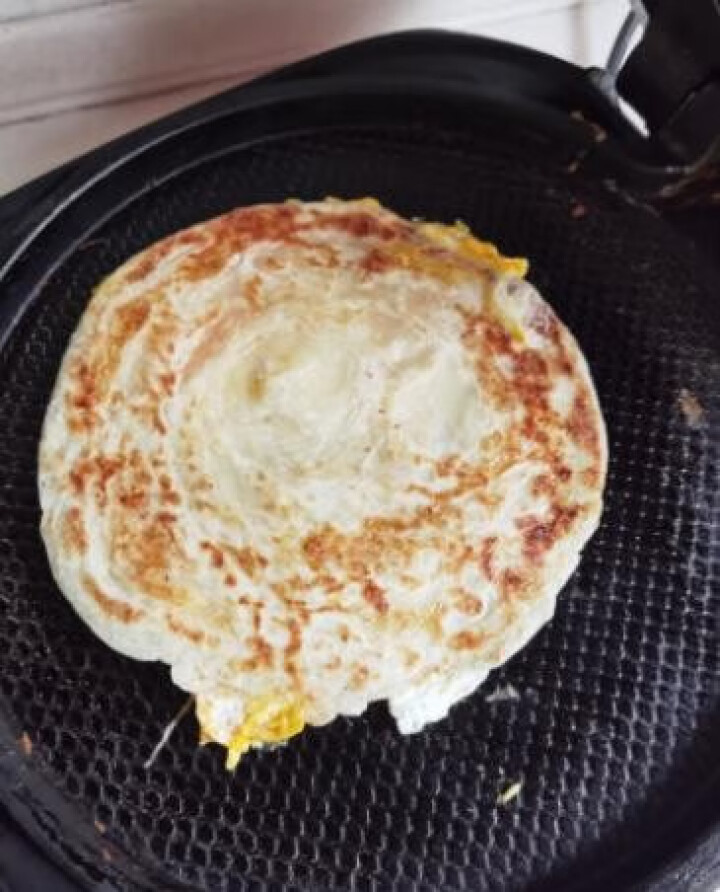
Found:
[418,221,529,278]
[224,695,305,770]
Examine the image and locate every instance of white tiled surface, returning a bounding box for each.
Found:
[0,0,628,195]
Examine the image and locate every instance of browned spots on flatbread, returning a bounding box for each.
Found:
[66,298,150,432]
[224,573,237,587]
[316,209,404,241]
[315,573,344,596]
[177,204,305,282]
[499,569,525,601]
[358,227,488,285]
[286,620,303,655]
[200,541,225,569]
[531,474,556,499]
[281,597,312,627]
[361,247,394,276]
[425,608,446,642]
[66,360,99,432]
[247,364,265,402]
[115,512,187,604]
[349,663,370,691]
[362,578,388,614]
[69,454,123,502]
[445,542,475,575]
[481,318,514,358]
[302,531,327,571]
[236,594,265,610]
[124,230,204,284]
[284,619,303,682]
[454,591,484,616]
[117,489,146,510]
[116,298,151,340]
[512,350,551,416]
[167,614,207,645]
[413,458,494,507]
[158,473,181,506]
[68,456,94,494]
[82,573,143,623]
[143,301,178,363]
[251,609,261,633]
[156,511,177,525]
[568,391,602,462]
[116,452,153,511]
[480,537,498,581]
[302,242,341,269]
[461,316,513,410]
[450,630,486,651]
[238,635,274,671]
[244,274,263,310]
[225,545,268,579]
[70,452,155,513]
[301,502,461,587]
[158,372,176,394]
[517,505,581,564]
[582,467,601,488]
[514,349,549,380]
[62,506,87,554]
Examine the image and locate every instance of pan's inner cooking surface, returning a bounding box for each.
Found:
[0,118,719,892]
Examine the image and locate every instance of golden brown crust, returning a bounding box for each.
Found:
[82,574,144,624]
[62,507,87,555]
[362,579,389,615]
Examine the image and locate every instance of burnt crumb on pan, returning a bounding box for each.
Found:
[678,388,704,427]
[570,203,587,219]
[18,731,32,755]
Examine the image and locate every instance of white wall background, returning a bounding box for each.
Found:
[0,0,628,195]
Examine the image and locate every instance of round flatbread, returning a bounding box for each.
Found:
[39,198,607,764]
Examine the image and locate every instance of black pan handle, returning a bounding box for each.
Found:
[261,30,645,148]
[614,0,720,164]
[0,807,79,892]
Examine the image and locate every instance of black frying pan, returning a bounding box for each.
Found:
[0,16,719,892]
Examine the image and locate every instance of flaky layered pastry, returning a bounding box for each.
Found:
[39,198,606,766]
